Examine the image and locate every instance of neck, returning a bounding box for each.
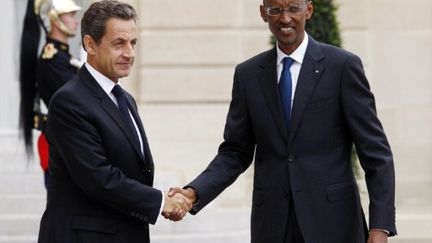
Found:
[86,60,119,83]
[48,31,69,44]
[48,23,72,44]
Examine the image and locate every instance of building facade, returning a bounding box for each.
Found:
[0,0,430,242]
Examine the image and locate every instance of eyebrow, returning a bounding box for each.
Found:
[111,37,138,43]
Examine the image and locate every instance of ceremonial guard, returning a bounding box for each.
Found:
[19,0,82,187]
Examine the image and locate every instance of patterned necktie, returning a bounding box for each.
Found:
[279,57,295,128]
[112,85,141,149]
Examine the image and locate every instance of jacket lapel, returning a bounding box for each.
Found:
[78,66,146,163]
[288,38,325,146]
[258,48,289,141]
[100,98,146,163]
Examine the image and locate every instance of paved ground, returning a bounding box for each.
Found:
[0,126,431,243]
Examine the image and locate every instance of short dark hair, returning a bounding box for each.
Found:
[81,0,137,48]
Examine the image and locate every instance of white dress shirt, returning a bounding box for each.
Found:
[276,33,309,110]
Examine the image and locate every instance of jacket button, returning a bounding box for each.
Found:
[147,169,152,174]
[288,156,295,162]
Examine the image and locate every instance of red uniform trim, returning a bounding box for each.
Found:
[37,133,49,172]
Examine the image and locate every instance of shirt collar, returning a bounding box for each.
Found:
[276,32,309,66]
[85,63,120,96]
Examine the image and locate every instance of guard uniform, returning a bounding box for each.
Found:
[36,38,79,175]
[37,38,78,107]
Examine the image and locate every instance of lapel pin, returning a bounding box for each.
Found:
[314,69,320,74]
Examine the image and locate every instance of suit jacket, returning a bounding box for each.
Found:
[188,37,396,243]
[38,66,162,243]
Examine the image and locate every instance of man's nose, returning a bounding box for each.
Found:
[123,44,135,58]
[280,11,293,23]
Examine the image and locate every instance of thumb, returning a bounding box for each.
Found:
[168,187,182,197]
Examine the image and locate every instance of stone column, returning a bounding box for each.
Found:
[0,1,46,242]
[0,0,19,135]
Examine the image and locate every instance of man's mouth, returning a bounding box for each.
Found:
[280,27,294,34]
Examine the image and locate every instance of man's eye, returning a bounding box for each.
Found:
[289,6,301,13]
[268,7,282,15]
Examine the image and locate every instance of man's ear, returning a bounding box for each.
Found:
[83,35,96,55]
[305,2,313,20]
[260,5,268,23]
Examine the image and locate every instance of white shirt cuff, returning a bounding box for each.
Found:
[157,190,165,221]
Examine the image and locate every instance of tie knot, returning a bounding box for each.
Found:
[112,84,124,98]
[283,57,295,70]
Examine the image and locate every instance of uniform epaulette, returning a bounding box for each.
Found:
[41,43,58,59]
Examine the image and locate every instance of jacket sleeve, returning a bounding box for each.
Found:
[341,54,397,235]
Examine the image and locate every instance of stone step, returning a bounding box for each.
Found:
[1,206,431,235]
[390,240,432,243]
[151,230,249,243]
[0,211,431,242]
[0,232,247,243]
[0,214,40,236]
[0,208,249,236]
[0,236,36,243]
[396,241,432,243]
[0,194,45,215]
[395,177,432,214]
[0,236,430,243]
[0,131,42,173]
[0,173,45,194]
[151,207,250,235]
[392,214,432,241]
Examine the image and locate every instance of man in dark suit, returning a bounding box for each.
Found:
[37,1,191,243]
[168,0,396,242]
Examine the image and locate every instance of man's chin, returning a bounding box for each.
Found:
[277,35,296,45]
[116,70,131,79]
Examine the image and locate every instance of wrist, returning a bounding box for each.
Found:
[370,229,389,236]
[183,186,198,204]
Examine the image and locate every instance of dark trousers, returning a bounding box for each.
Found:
[284,196,305,243]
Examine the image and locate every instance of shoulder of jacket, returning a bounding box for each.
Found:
[41,43,58,60]
[316,41,357,60]
[237,49,274,71]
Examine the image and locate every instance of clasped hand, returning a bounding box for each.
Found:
[161,187,196,221]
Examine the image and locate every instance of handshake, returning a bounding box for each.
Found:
[161,187,197,221]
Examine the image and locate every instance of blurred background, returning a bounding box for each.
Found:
[0,0,431,242]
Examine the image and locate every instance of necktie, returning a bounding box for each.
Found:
[279,57,295,128]
[112,85,141,150]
